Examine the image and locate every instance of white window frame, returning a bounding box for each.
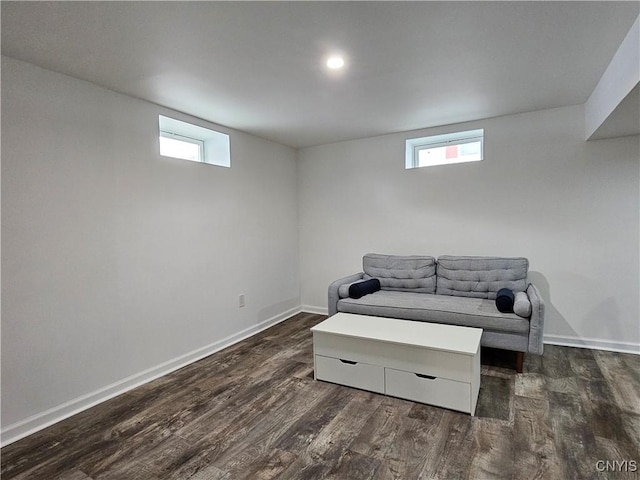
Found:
[158,115,231,168]
[405,129,484,169]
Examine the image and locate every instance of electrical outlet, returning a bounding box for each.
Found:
[239,294,245,308]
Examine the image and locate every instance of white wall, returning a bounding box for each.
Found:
[3,54,639,447]
[585,15,640,140]
[1,56,300,442]
[298,105,640,352]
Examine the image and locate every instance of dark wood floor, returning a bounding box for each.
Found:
[2,313,639,480]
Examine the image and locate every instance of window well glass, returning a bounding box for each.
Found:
[159,115,230,167]
[406,129,484,169]
[159,133,203,162]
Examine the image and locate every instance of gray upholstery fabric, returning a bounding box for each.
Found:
[436,255,528,299]
[481,330,529,352]
[327,253,545,355]
[526,283,545,355]
[513,291,532,317]
[362,253,436,293]
[328,272,364,316]
[338,290,530,333]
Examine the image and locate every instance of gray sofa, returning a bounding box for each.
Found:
[328,254,545,372]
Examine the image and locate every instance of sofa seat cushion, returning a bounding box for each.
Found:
[337,290,530,334]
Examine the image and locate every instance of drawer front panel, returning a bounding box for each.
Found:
[313,332,475,383]
[385,367,472,414]
[315,355,385,394]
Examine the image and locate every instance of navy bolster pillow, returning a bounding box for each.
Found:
[496,288,515,313]
[349,279,381,299]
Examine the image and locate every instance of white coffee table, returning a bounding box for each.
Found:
[311,312,483,415]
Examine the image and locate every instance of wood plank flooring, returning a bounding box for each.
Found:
[2,313,639,479]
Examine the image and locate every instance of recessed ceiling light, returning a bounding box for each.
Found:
[326,56,345,70]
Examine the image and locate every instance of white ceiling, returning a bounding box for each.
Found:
[2,1,638,148]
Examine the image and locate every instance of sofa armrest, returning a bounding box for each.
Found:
[526,283,545,355]
[328,272,364,316]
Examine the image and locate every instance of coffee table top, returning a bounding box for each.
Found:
[311,312,482,355]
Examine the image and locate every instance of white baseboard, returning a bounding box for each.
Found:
[543,334,640,355]
[301,305,328,316]
[0,306,303,447]
[6,308,635,446]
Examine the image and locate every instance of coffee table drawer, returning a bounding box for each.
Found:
[315,355,385,394]
[385,367,472,414]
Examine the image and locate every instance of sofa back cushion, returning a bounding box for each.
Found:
[363,253,436,293]
[436,255,528,299]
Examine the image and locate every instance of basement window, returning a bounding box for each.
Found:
[405,129,483,169]
[159,115,230,167]
[160,132,204,162]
